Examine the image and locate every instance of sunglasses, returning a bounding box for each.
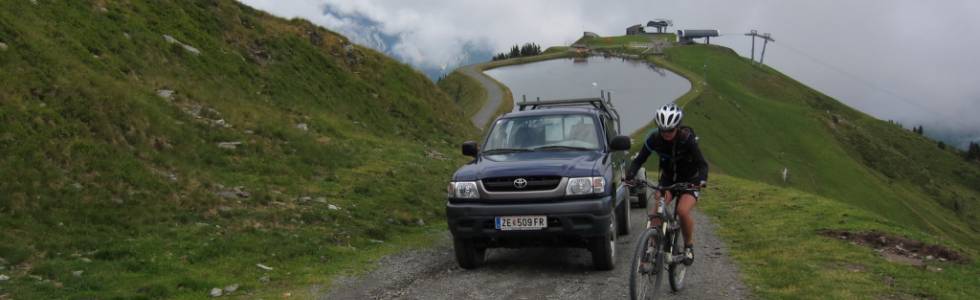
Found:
[659,127,678,133]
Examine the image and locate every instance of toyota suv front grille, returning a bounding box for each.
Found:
[482,176,562,192]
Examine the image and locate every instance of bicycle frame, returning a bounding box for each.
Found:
[650,187,685,265]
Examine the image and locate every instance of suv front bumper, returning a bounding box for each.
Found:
[446,196,614,248]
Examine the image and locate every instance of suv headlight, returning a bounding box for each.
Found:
[566,177,606,195]
[449,181,479,199]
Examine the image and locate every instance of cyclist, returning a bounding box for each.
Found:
[625,103,708,266]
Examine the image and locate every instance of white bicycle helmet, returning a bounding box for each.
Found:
[655,103,683,130]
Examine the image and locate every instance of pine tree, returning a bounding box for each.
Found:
[968,142,980,161]
[494,42,542,61]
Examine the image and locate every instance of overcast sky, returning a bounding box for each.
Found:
[239,0,980,147]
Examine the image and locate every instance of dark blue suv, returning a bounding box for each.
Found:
[446,97,633,270]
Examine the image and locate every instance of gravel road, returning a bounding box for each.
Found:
[322,206,749,299]
[458,63,505,129]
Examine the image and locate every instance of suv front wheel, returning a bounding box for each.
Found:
[617,200,631,235]
[591,212,617,270]
[453,238,487,269]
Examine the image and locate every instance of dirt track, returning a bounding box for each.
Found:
[322,207,748,299]
[458,63,505,129]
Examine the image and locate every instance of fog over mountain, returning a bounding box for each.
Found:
[239,0,980,149]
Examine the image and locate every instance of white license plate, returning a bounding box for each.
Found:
[495,215,547,231]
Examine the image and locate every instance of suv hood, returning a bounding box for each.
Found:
[453,151,602,180]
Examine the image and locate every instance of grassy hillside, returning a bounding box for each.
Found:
[573,33,676,48]
[437,71,487,118]
[704,175,980,299]
[0,0,475,298]
[627,44,980,298]
[659,45,980,249]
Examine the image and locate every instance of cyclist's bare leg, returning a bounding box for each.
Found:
[677,194,697,247]
[648,190,672,228]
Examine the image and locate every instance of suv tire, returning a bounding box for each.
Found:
[453,238,486,269]
[591,212,617,270]
[616,200,631,235]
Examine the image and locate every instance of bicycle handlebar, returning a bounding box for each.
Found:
[628,180,701,192]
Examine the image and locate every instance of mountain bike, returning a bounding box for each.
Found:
[628,181,700,300]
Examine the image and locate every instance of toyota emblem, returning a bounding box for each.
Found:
[513,178,528,189]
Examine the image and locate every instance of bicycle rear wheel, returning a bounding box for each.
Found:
[668,230,688,292]
[629,228,664,300]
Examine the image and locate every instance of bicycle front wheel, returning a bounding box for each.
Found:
[668,230,688,292]
[629,228,664,300]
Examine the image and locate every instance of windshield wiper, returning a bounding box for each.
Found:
[532,145,593,151]
[482,148,533,154]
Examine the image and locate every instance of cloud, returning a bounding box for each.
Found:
[239,1,630,71]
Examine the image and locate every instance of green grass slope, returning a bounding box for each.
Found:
[659,45,980,250]
[704,175,980,299]
[436,71,487,118]
[0,0,474,298]
[624,44,980,298]
[573,33,676,48]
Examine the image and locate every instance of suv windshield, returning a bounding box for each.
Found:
[484,114,601,152]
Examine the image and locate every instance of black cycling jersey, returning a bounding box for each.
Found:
[626,126,708,186]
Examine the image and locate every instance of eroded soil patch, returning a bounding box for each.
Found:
[819,229,967,265]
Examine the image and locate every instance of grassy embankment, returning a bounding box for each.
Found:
[705,175,979,299]
[548,37,980,298]
[0,1,476,298]
[436,72,487,119]
[576,34,675,48]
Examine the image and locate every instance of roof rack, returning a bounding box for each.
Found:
[518,91,615,112]
[517,90,621,132]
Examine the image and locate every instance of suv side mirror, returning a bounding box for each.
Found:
[610,136,631,151]
[462,141,479,157]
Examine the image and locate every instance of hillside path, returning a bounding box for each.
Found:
[321,208,749,299]
[459,63,504,129]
